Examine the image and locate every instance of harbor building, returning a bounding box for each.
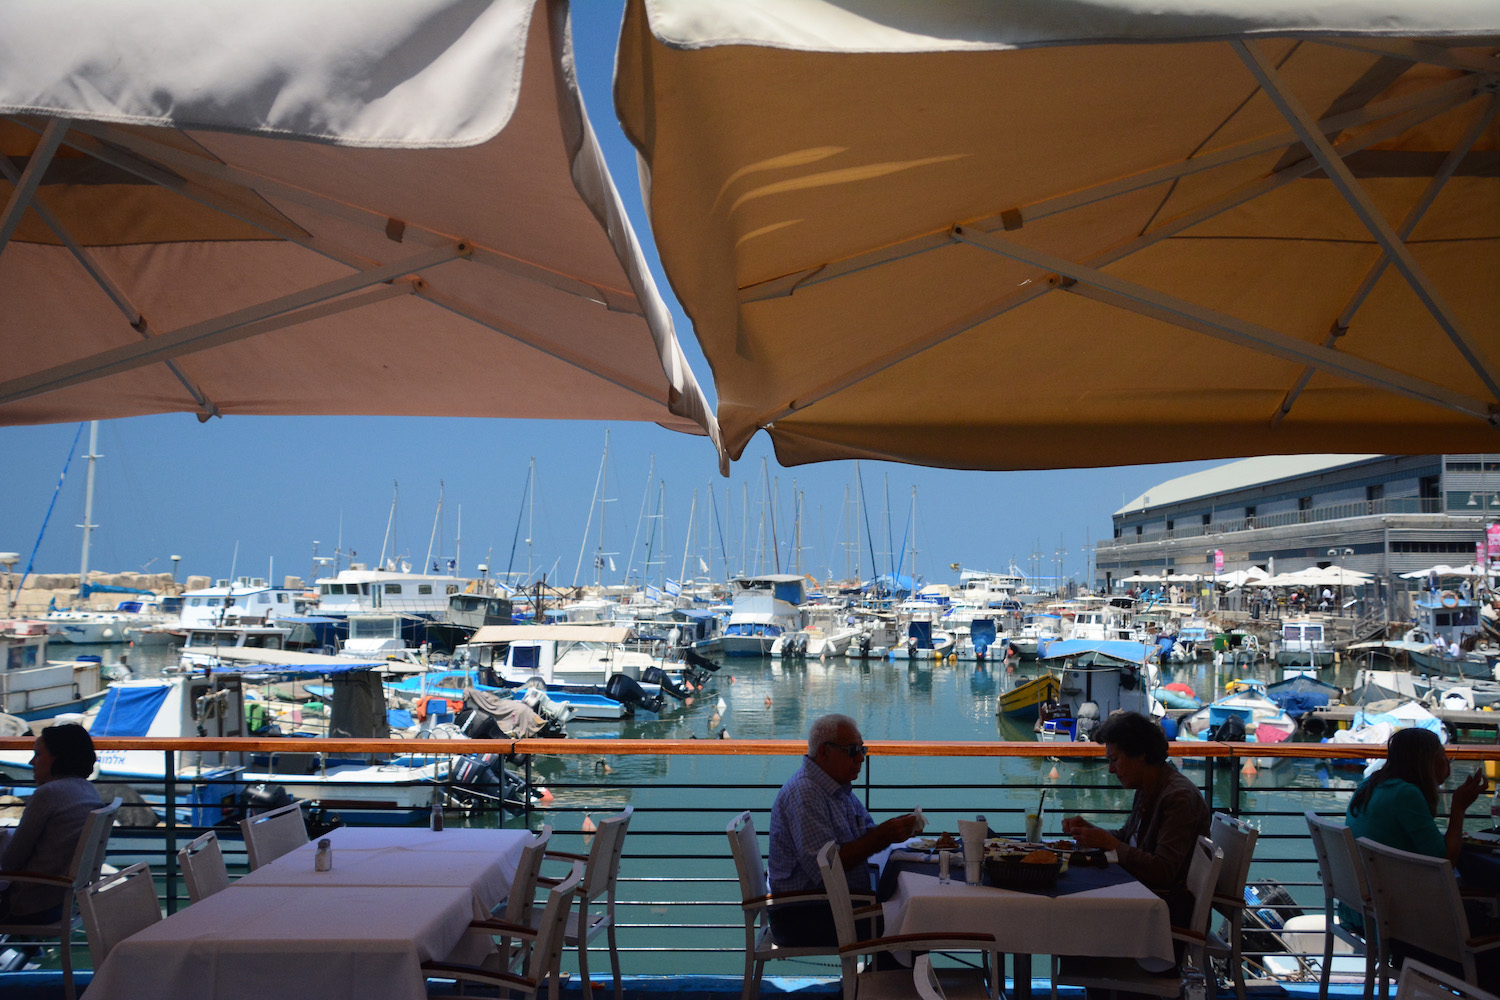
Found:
[1093,454,1498,609]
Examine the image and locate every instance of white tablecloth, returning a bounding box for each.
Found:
[86,884,478,1000]
[235,827,531,911]
[882,869,1174,965]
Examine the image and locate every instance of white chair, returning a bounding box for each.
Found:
[537,807,632,1000]
[1305,811,1377,1000]
[1357,837,1500,997]
[424,860,584,1000]
[177,830,230,903]
[728,810,854,1000]
[239,800,308,869]
[1206,812,1260,1000]
[1398,959,1500,1000]
[0,796,121,1000]
[79,862,161,966]
[473,824,553,973]
[1055,835,1224,998]
[816,839,1001,1000]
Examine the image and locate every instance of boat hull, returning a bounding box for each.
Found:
[998,673,1060,719]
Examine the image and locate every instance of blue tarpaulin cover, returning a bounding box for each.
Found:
[91,684,170,737]
[1040,639,1153,663]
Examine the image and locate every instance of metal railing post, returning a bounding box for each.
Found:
[164,748,178,914]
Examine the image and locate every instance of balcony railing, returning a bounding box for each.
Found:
[1103,496,1450,548]
[3,736,1497,989]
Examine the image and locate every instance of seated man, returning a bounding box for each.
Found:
[767,713,923,946]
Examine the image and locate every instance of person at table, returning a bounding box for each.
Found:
[767,713,924,946]
[0,724,103,923]
[1345,726,1492,986]
[1061,711,1211,924]
[1346,726,1484,867]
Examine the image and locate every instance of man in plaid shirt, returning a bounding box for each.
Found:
[766,713,924,946]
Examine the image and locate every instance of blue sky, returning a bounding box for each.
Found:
[0,5,1220,592]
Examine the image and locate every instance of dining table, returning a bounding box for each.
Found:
[85,826,533,1000]
[879,849,1174,1000]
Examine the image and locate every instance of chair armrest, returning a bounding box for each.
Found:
[536,876,563,887]
[755,888,832,906]
[1172,927,1207,945]
[852,904,884,920]
[470,917,538,940]
[840,932,998,956]
[850,892,876,904]
[1465,933,1500,951]
[0,870,72,887]
[543,850,589,863]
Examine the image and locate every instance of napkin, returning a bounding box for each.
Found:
[957,819,987,861]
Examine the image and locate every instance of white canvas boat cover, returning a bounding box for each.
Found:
[0,0,721,464]
[470,624,633,644]
[616,0,1500,469]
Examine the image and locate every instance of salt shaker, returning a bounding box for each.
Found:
[938,850,951,885]
[314,838,332,871]
[430,798,444,832]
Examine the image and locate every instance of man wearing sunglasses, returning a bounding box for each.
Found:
[766,713,925,946]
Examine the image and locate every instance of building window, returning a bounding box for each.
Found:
[1201,514,1211,526]
[1245,505,1256,520]
[1166,519,1174,531]
[1298,497,1312,510]
[1135,525,1143,536]
[1367,484,1384,502]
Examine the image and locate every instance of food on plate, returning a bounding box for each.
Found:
[1021,849,1058,865]
[933,832,960,850]
[1048,839,1076,852]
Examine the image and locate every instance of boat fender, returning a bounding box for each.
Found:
[1442,590,1460,608]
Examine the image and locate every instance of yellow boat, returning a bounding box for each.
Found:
[997,672,1060,719]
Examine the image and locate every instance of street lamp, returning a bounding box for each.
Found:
[170,554,181,588]
[0,552,18,612]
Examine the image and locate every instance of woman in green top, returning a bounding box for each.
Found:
[1346,726,1484,865]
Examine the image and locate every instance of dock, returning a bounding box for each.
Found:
[1309,704,1500,741]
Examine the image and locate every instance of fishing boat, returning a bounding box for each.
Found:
[1178,678,1298,751]
[1400,591,1494,678]
[1034,639,1162,742]
[179,577,302,628]
[1010,613,1062,660]
[1275,617,1336,672]
[177,623,293,671]
[997,671,1061,720]
[0,618,108,721]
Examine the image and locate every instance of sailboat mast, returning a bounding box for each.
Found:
[425,482,444,572]
[679,489,697,587]
[77,420,99,599]
[378,482,398,571]
[573,432,609,587]
[597,432,610,587]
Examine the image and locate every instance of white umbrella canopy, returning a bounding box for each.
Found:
[1400,562,1488,578]
[616,0,1500,469]
[1264,566,1372,587]
[0,0,722,464]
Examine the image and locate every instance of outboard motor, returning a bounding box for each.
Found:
[241,782,293,817]
[858,635,872,658]
[906,636,919,659]
[604,672,665,715]
[641,665,694,701]
[1074,701,1102,742]
[786,632,808,658]
[1212,714,1248,742]
[520,680,575,729]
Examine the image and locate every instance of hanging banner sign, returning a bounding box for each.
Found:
[1213,549,1224,573]
[1488,523,1500,560]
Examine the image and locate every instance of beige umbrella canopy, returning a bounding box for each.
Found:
[0,0,721,465]
[615,0,1499,470]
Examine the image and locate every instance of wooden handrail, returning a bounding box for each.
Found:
[0,736,1490,759]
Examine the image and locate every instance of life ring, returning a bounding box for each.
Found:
[1441,590,1460,608]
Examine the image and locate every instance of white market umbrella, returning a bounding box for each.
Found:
[0,0,722,464]
[1401,562,1488,579]
[617,0,1500,470]
[1220,567,1271,588]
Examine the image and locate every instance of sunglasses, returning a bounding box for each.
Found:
[823,741,868,758]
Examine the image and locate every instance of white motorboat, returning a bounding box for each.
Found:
[720,575,808,656]
[313,567,464,619]
[179,577,302,628]
[177,624,293,671]
[0,618,108,721]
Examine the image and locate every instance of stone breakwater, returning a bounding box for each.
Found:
[1,570,191,612]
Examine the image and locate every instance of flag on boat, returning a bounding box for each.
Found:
[665,578,682,597]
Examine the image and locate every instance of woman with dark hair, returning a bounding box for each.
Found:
[1061,711,1211,923]
[0,724,104,922]
[1346,726,1483,866]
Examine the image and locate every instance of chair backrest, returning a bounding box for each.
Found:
[582,806,633,904]
[177,830,230,904]
[524,860,585,996]
[79,862,161,966]
[1183,835,1226,936]
[239,800,308,869]
[1209,811,1259,902]
[726,810,768,902]
[71,797,123,893]
[1357,837,1471,965]
[503,825,554,926]
[816,839,859,948]
[1304,811,1371,919]
[1397,959,1500,1000]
